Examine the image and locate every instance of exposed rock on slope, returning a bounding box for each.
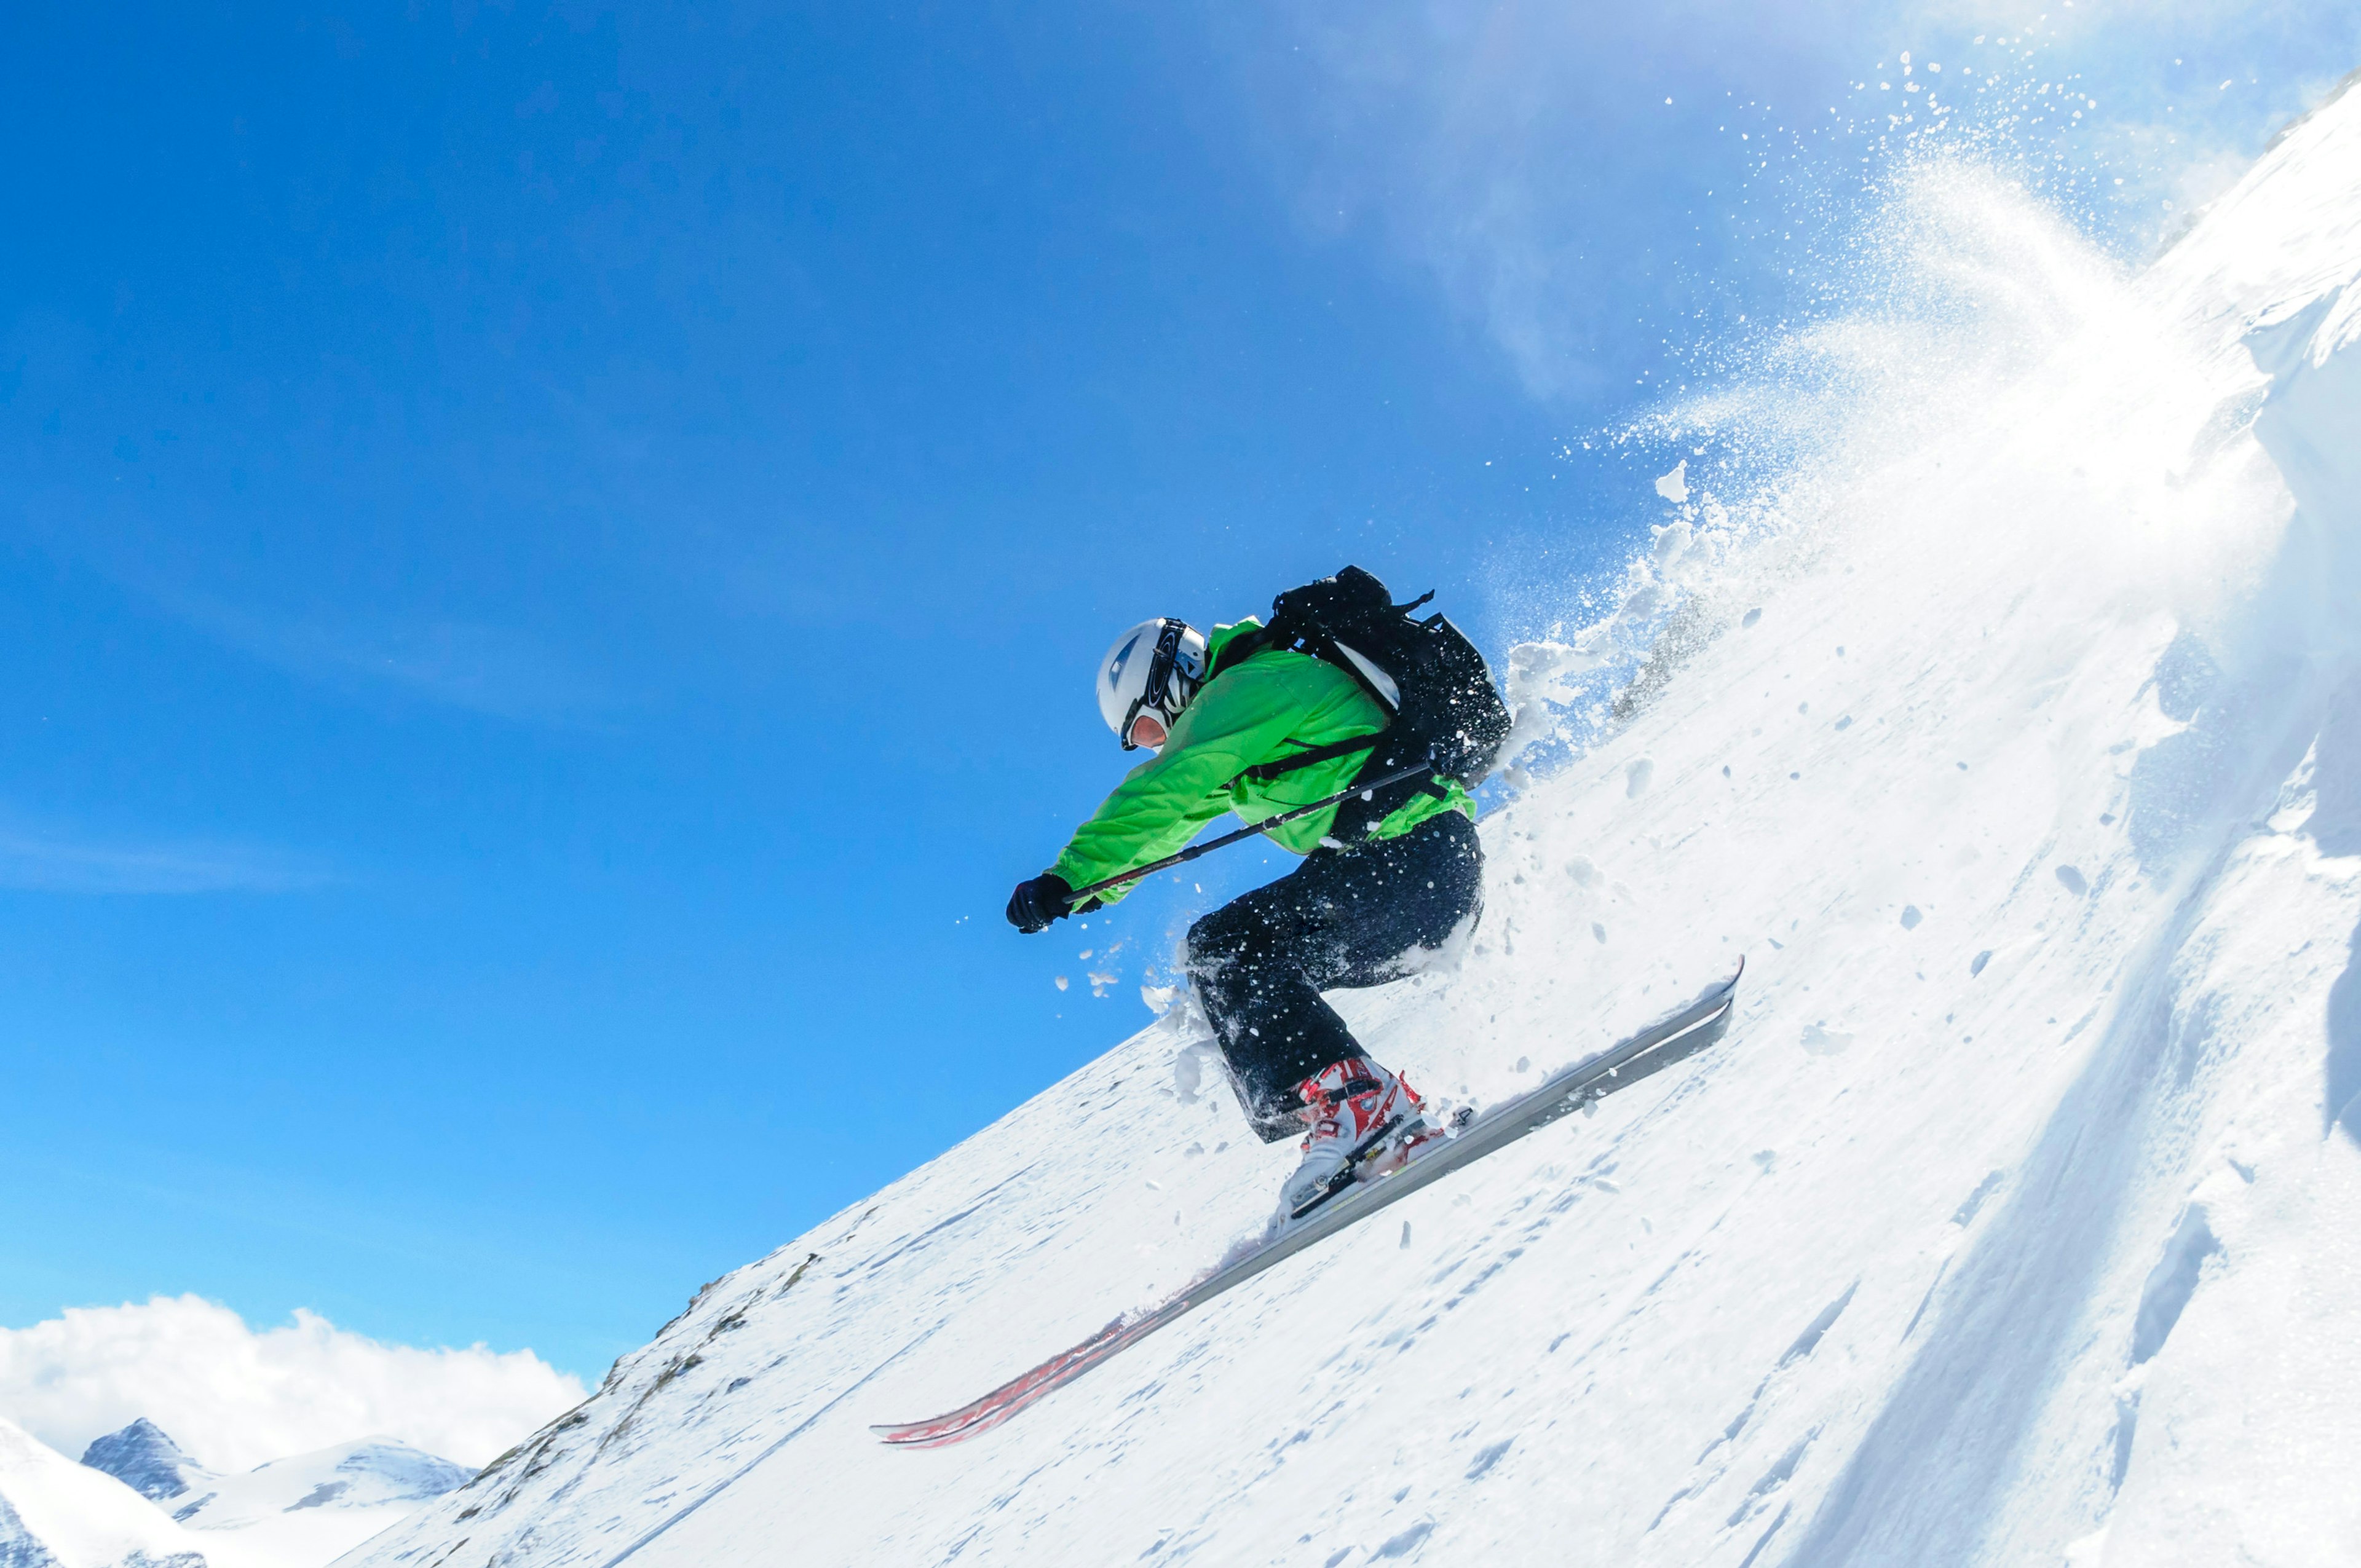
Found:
[79,1424,212,1507]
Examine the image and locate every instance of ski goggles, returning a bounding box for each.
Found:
[1118,619,1189,752]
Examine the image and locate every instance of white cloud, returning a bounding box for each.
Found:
[156,588,615,727]
[0,821,322,894]
[1233,2,1664,399]
[1222,2,2360,400]
[25,530,607,730]
[0,1296,586,1471]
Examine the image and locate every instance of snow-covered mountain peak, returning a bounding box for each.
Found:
[170,1438,470,1531]
[347,76,2361,1568]
[0,1414,208,1568]
[78,1422,215,1507]
[309,1441,472,1509]
[18,1417,475,1568]
[149,1438,472,1568]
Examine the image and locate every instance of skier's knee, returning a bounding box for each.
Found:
[1185,905,1254,975]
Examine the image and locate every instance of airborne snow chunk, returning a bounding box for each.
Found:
[1799,1023,1853,1057]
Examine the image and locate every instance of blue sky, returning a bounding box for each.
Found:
[4,2,2354,1382]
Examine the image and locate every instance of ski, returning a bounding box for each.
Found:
[871,959,1744,1449]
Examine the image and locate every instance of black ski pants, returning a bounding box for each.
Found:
[1185,809,1484,1143]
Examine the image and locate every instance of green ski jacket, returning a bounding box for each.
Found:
[1050,619,1475,904]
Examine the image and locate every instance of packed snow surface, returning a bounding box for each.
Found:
[349,85,2361,1568]
[0,1414,205,1568]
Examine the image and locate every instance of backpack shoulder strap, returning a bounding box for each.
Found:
[1208,624,1392,786]
[1206,623,1282,680]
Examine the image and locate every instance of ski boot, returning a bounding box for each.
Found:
[1279,1055,1447,1221]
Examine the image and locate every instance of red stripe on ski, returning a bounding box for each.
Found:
[870,1308,1180,1448]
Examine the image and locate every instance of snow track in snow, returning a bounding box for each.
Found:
[346,88,2361,1568]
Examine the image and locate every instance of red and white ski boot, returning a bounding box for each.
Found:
[1279,1056,1447,1221]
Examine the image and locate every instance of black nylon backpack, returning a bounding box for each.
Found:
[1209,566,1510,839]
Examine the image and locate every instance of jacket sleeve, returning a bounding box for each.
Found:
[1048,661,1320,904]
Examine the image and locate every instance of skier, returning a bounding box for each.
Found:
[1005,569,1502,1218]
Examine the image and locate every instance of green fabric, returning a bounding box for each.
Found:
[1050,618,1474,905]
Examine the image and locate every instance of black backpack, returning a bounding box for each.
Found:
[1209,565,1510,838]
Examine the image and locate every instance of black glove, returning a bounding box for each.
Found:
[1006,873,1077,934]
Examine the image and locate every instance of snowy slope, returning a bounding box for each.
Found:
[0,1415,207,1568]
[157,1438,469,1568]
[346,83,2361,1568]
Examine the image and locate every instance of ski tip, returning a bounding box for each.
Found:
[875,1401,1032,1449]
[871,1419,968,1449]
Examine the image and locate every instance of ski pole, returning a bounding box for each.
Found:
[1067,760,1436,903]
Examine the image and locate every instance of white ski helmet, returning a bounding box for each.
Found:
[1096,617,1208,751]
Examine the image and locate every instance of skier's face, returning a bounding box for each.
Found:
[1126,712,1169,751]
